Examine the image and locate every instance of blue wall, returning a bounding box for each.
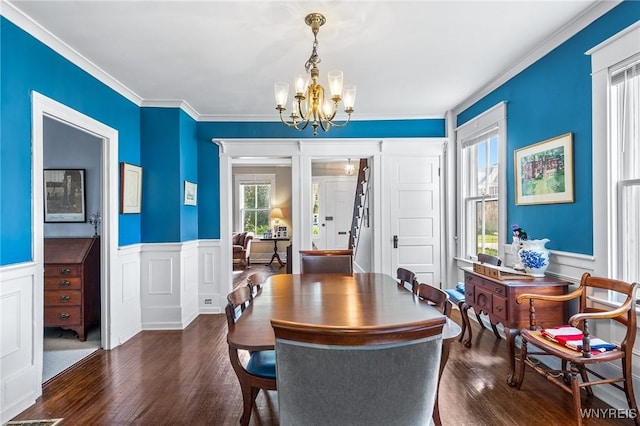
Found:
[457,1,640,255]
[179,110,199,241]
[3,2,635,266]
[0,17,141,264]
[196,118,446,139]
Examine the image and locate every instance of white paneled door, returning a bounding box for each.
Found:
[389,156,441,290]
[312,177,357,250]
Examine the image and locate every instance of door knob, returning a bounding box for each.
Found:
[393,235,398,249]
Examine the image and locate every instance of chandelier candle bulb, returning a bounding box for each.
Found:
[275,82,289,107]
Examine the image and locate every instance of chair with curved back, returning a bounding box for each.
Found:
[246,271,267,298]
[225,285,277,426]
[299,249,353,275]
[397,267,417,293]
[413,282,452,426]
[515,273,639,426]
[414,283,451,317]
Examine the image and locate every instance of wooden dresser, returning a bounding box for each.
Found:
[44,237,100,341]
[461,267,570,386]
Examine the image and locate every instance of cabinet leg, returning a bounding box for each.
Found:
[460,303,473,348]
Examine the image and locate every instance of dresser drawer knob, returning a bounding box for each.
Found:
[496,306,503,312]
[58,312,70,320]
[59,294,70,302]
[59,267,71,275]
[59,280,70,287]
[495,287,502,293]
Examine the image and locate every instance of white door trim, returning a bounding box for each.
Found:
[31,93,119,373]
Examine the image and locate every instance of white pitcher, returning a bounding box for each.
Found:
[518,238,551,277]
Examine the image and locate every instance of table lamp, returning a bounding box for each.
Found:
[269,207,284,234]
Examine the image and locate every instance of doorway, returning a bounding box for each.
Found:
[311,160,358,250]
[32,91,118,389]
[42,117,103,382]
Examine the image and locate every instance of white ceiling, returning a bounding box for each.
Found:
[6,0,605,121]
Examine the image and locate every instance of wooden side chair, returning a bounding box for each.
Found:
[225,285,277,426]
[413,282,452,426]
[515,272,639,426]
[397,267,417,293]
[246,271,266,298]
[414,283,451,317]
[299,249,353,275]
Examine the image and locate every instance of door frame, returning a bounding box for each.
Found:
[215,139,383,295]
[32,92,119,386]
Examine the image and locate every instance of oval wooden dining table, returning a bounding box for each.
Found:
[226,272,461,426]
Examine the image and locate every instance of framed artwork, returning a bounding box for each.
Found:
[120,162,142,213]
[184,181,197,206]
[515,133,574,205]
[44,169,86,222]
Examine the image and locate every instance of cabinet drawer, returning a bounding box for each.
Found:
[44,306,82,326]
[45,290,82,306]
[44,277,81,290]
[474,288,493,312]
[45,265,80,277]
[492,295,507,321]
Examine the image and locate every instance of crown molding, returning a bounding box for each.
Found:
[452,0,621,116]
[140,99,199,121]
[1,0,143,107]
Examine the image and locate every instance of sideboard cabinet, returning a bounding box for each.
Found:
[44,237,100,341]
[461,267,569,385]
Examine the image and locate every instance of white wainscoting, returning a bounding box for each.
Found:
[141,242,197,330]
[112,244,143,347]
[198,240,223,314]
[0,261,42,424]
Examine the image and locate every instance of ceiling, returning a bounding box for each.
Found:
[7,0,604,121]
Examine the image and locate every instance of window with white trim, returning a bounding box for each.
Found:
[611,55,640,288]
[590,22,640,305]
[235,174,275,235]
[456,103,506,261]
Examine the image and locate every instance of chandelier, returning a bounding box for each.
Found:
[274,13,356,136]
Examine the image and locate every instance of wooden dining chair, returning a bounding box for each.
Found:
[299,249,353,275]
[414,283,451,317]
[397,267,417,293]
[246,271,266,298]
[225,285,277,426]
[515,273,639,426]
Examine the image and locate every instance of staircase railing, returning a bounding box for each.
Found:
[349,158,370,256]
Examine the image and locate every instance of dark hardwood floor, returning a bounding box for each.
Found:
[13,272,633,425]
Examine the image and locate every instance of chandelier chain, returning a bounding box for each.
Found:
[305,38,321,73]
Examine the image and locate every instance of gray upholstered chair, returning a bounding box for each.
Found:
[272,320,442,426]
[299,249,353,275]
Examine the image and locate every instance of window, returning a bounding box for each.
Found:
[611,56,640,286]
[456,102,506,261]
[235,174,275,235]
[589,22,640,304]
[462,130,499,257]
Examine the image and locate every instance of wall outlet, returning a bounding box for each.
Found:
[204,299,212,305]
